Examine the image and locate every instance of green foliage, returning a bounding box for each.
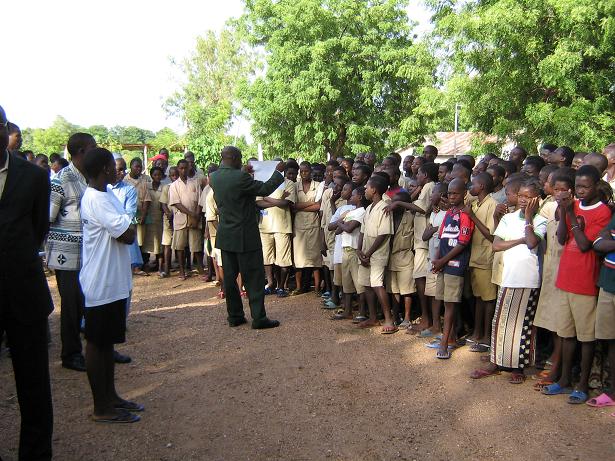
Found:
[166,27,253,167]
[20,116,182,158]
[240,0,437,161]
[427,0,615,152]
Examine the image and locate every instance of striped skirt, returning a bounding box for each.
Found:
[490,287,539,369]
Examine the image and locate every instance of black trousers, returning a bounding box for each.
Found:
[55,270,84,360]
[0,312,53,461]
[221,249,267,323]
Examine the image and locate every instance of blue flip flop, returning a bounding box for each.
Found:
[542,383,573,396]
[568,390,589,404]
[426,341,455,350]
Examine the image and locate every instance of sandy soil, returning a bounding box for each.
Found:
[1,274,615,460]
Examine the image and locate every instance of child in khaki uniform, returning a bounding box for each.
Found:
[168,159,203,280]
[465,172,498,352]
[158,166,178,277]
[256,175,297,297]
[357,175,396,334]
[386,191,415,328]
[386,162,439,334]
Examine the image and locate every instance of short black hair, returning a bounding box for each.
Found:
[419,162,439,182]
[504,176,524,194]
[326,159,339,167]
[541,143,557,153]
[457,154,476,168]
[394,191,412,203]
[524,155,546,171]
[499,160,517,177]
[286,159,299,171]
[35,153,48,162]
[159,147,169,155]
[487,164,505,179]
[57,158,69,169]
[540,164,559,179]
[367,175,388,195]
[130,157,142,167]
[552,174,574,189]
[456,159,473,171]
[177,159,189,167]
[49,153,61,163]
[576,164,600,184]
[555,146,575,167]
[374,171,390,187]
[7,122,20,134]
[474,172,494,193]
[521,177,542,196]
[355,164,372,177]
[67,132,95,158]
[353,186,370,208]
[150,166,164,176]
[84,147,113,180]
[423,145,438,157]
[439,162,453,173]
[299,161,311,169]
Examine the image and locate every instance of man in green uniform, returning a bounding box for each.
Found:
[209,146,285,329]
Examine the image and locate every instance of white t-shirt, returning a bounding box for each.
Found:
[429,210,446,261]
[330,204,357,264]
[341,207,366,250]
[494,211,547,288]
[80,187,133,307]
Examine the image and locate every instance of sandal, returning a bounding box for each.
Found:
[586,393,615,408]
[541,383,573,396]
[568,390,588,404]
[470,368,500,379]
[469,343,490,353]
[352,315,367,324]
[381,325,399,335]
[92,410,140,424]
[398,320,410,329]
[509,372,525,384]
[436,349,451,359]
[332,313,353,320]
[114,400,145,412]
[533,380,554,392]
[158,272,168,279]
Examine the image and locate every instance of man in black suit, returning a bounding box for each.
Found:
[0,105,54,460]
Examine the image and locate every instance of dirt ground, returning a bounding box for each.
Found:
[2,274,615,461]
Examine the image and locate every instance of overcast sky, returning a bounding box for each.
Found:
[3,0,432,133]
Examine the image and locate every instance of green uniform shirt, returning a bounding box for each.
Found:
[210,166,284,253]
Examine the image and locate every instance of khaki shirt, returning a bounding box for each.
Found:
[469,195,497,269]
[168,177,201,230]
[320,187,346,249]
[259,179,296,234]
[294,180,320,230]
[413,181,435,250]
[361,199,393,265]
[389,211,414,271]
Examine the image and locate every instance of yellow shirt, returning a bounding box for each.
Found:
[469,195,497,269]
[294,180,320,230]
[413,181,435,250]
[259,179,297,234]
[361,199,393,265]
[389,211,415,271]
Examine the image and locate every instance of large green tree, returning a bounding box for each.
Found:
[166,27,253,166]
[428,0,615,151]
[240,0,437,161]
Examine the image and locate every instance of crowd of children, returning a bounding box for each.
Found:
[16,137,615,409]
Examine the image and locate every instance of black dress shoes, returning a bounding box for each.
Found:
[229,317,248,327]
[62,354,86,372]
[252,318,280,329]
[113,350,132,364]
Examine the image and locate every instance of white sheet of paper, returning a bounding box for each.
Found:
[250,160,279,182]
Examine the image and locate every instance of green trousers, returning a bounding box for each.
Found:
[221,249,267,324]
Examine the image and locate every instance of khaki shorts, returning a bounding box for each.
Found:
[332,263,342,286]
[358,263,386,288]
[424,271,437,297]
[435,273,464,303]
[342,248,364,294]
[386,269,416,295]
[595,288,615,340]
[171,227,203,252]
[162,219,173,246]
[471,267,497,301]
[413,248,430,279]
[556,289,597,342]
[261,232,292,267]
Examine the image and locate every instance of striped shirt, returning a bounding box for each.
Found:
[47,163,87,270]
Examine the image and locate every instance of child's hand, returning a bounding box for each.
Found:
[525,197,540,217]
[431,258,445,273]
[462,204,474,218]
[495,203,507,217]
[282,191,290,199]
[383,201,398,215]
